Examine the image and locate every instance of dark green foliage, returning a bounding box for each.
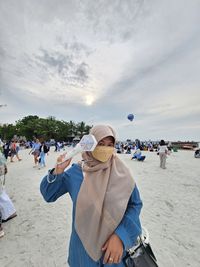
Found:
[0,115,92,141]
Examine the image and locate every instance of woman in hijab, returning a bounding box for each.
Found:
[40,125,142,266]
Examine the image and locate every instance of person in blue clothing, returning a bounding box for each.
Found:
[38,142,49,169]
[131,149,146,161]
[40,125,142,266]
[131,148,142,159]
[29,139,41,167]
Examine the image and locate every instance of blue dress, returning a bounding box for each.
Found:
[40,164,143,267]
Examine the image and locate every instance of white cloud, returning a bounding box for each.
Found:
[0,0,200,141]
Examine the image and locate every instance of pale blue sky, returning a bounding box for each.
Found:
[0,0,200,141]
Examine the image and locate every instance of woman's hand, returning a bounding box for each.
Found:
[102,233,123,265]
[54,153,72,174]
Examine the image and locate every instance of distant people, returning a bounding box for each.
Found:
[120,143,125,153]
[57,142,62,152]
[167,141,172,151]
[29,139,41,167]
[194,149,200,158]
[25,141,31,149]
[115,143,122,154]
[135,139,141,150]
[54,142,58,152]
[126,145,131,154]
[158,140,168,169]
[45,141,51,152]
[148,142,154,152]
[16,141,21,154]
[10,140,22,162]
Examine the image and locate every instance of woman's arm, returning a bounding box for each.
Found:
[40,156,72,202]
[40,169,71,202]
[114,185,143,250]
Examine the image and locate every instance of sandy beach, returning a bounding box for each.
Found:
[0,148,200,267]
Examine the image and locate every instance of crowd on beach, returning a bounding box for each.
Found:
[115,139,174,154]
[0,136,199,171]
[1,139,66,169]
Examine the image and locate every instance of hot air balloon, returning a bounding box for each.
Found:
[127,114,134,121]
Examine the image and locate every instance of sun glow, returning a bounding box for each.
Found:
[85,95,94,106]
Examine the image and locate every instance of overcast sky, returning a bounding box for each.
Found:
[0,0,200,141]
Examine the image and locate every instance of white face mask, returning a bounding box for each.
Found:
[91,146,114,162]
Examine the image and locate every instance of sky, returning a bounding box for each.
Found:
[0,0,200,141]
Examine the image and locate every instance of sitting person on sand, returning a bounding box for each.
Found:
[126,145,132,154]
[194,149,200,158]
[131,149,146,161]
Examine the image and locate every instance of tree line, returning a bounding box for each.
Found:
[0,115,92,141]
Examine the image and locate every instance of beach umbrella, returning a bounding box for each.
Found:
[127,114,134,121]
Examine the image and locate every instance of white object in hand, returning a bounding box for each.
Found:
[57,134,97,165]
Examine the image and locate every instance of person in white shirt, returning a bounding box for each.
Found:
[158,140,168,169]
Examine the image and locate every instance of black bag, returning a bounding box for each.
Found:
[123,236,159,267]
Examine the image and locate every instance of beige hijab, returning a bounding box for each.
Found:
[75,125,135,261]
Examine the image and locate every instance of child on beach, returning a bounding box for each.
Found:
[40,125,142,266]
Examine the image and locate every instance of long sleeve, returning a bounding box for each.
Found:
[40,169,71,202]
[115,185,143,250]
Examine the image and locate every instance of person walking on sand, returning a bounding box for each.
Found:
[2,141,10,160]
[40,125,143,266]
[38,142,49,169]
[29,139,41,167]
[158,139,168,169]
[10,140,22,162]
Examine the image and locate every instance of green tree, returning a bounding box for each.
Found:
[15,115,40,139]
[76,121,91,138]
[0,124,16,140]
[0,115,92,141]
